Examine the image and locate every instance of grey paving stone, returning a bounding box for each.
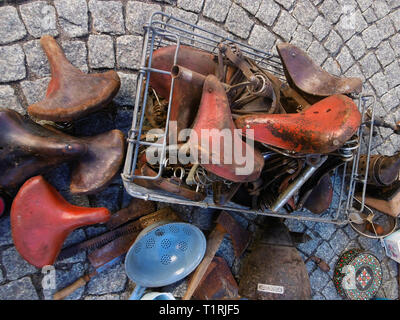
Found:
[322,58,341,76]
[336,9,367,42]
[0,85,25,114]
[203,0,232,23]
[0,44,26,83]
[235,0,261,15]
[274,0,295,10]
[383,278,398,299]
[272,11,298,42]
[43,263,87,300]
[0,6,27,45]
[23,40,50,78]
[307,41,328,66]
[322,280,342,300]
[164,6,199,27]
[336,46,354,73]
[61,40,88,73]
[346,35,367,60]
[85,294,121,300]
[20,1,58,38]
[385,61,400,89]
[216,234,235,267]
[322,30,341,55]
[357,0,373,11]
[225,4,254,39]
[391,33,400,58]
[369,72,389,97]
[319,0,342,24]
[362,7,377,23]
[0,277,39,300]
[177,0,204,13]
[125,1,162,35]
[292,0,319,28]
[54,0,89,37]
[89,0,125,35]
[315,241,336,263]
[310,16,332,42]
[284,218,306,233]
[382,89,400,112]
[255,0,280,27]
[362,25,383,49]
[309,268,331,292]
[305,259,316,274]
[115,107,133,136]
[162,278,187,298]
[91,184,122,213]
[0,269,3,284]
[296,231,322,256]
[114,72,137,106]
[2,247,38,281]
[0,216,12,246]
[248,25,276,51]
[372,0,391,19]
[88,35,115,69]
[329,229,350,255]
[87,260,127,295]
[314,222,337,241]
[20,77,50,105]
[344,63,364,80]
[390,9,400,31]
[116,35,143,70]
[387,0,400,10]
[376,16,396,41]
[286,26,310,51]
[359,52,381,79]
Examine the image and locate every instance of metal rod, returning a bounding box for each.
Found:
[270,156,328,213]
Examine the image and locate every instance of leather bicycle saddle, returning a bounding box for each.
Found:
[0,108,125,194]
[28,35,120,122]
[149,45,217,139]
[11,176,110,268]
[235,94,361,154]
[188,75,264,182]
[277,43,362,102]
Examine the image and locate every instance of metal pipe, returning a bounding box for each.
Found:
[270,156,327,213]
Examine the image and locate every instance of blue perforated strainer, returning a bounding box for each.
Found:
[125,222,206,300]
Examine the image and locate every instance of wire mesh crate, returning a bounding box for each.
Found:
[122,11,375,225]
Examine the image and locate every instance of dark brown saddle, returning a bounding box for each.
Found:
[277,43,362,103]
[235,94,362,154]
[0,108,125,194]
[28,35,120,122]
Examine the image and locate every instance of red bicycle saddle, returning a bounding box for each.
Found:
[149,45,217,138]
[235,94,361,154]
[28,35,120,122]
[11,176,110,268]
[188,75,264,182]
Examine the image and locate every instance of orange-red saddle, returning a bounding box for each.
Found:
[11,176,110,268]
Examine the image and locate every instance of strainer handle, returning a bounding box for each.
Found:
[129,285,147,300]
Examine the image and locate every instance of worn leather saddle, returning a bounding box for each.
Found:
[188,75,264,182]
[277,42,362,103]
[11,176,110,267]
[149,45,218,139]
[0,108,125,194]
[28,35,120,122]
[235,94,361,154]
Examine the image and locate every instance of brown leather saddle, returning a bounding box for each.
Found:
[149,45,218,139]
[11,176,110,267]
[0,108,125,194]
[277,42,362,104]
[235,94,361,154]
[28,35,120,122]
[188,75,264,182]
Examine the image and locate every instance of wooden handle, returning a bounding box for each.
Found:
[183,226,226,300]
[53,274,92,300]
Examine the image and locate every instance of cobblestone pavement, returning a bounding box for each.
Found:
[0,0,399,300]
